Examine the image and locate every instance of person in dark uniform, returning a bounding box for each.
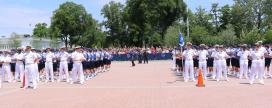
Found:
[175,49,183,76]
[207,46,214,77]
[230,46,240,77]
[138,48,143,64]
[264,45,271,78]
[130,49,136,67]
[143,49,149,64]
[10,51,16,75]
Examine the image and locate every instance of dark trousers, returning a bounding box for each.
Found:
[131,60,135,66]
[143,57,148,64]
[138,56,142,64]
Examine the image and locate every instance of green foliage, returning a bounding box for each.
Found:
[191,7,214,33]
[190,26,210,45]
[124,0,187,47]
[33,23,49,39]
[101,1,127,47]
[217,24,239,45]
[29,0,272,48]
[264,30,272,43]
[219,5,231,30]
[240,28,264,45]
[164,25,179,47]
[51,1,103,48]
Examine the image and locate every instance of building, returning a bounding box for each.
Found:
[0,35,64,50]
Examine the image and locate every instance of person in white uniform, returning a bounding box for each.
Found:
[1,51,12,83]
[23,46,38,89]
[237,44,250,79]
[57,47,70,82]
[257,41,267,79]
[32,49,41,82]
[44,48,55,83]
[198,44,209,80]
[70,47,86,84]
[14,48,25,82]
[182,42,196,82]
[211,45,219,80]
[250,43,265,85]
[215,45,230,82]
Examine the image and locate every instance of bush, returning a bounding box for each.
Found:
[264,30,272,44]
[240,28,264,45]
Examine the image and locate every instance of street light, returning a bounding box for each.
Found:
[79,15,84,47]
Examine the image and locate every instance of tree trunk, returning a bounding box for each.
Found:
[65,35,68,48]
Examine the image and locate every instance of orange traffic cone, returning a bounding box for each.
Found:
[21,74,25,88]
[196,69,205,87]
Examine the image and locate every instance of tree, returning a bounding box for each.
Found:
[217,24,238,46]
[263,0,272,30]
[190,26,210,45]
[125,0,187,47]
[101,1,127,47]
[211,3,220,32]
[219,5,232,30]
[231,2,247,38]
[51,2,98,48]
[264,30,272,43]
[33,23,49,40]
[191,7,213,33]
[240,28,263,44]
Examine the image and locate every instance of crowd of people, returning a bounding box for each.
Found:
[0,46,112,89]
[3,42,269,89]
[110,47,171,55]
[172,41,272,85]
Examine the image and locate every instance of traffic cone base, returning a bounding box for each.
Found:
[196,69,205,87]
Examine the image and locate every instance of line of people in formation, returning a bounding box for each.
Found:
[172,41,272,85]
[0,46,112,89]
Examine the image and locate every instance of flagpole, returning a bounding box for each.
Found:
[186,0,189,39]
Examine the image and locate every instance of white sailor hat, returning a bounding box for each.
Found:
[214,44,219,47]
[74,46,81,49]
[186,42,192,45]
[200,44,205,47]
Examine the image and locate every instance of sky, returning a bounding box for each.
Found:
[0,0,233,36]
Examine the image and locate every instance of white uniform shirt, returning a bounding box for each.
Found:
[260,46,267,54]
[2,55,11,64]
[24,51,37,64]
[14,53,24,62]
[198,50,208,62]
[182,49,196,61]
[45,52,55,62]
[211,50,218,60]
[216,51,228,60]
[59,52,70,61]
[71,51,85,62]
[251,50,264,60]
[237,50,250,61]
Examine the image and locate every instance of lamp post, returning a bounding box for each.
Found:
[79,15,84,47]
[186,0,189,39]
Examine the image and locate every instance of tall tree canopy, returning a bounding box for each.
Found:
[51,1,103,48]
[33,23,49,40]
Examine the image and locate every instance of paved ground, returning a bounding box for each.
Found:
[0,61,272,108]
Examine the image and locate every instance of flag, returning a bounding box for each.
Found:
[179,32,184,47]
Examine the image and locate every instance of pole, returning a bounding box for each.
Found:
[186,0,189,39]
